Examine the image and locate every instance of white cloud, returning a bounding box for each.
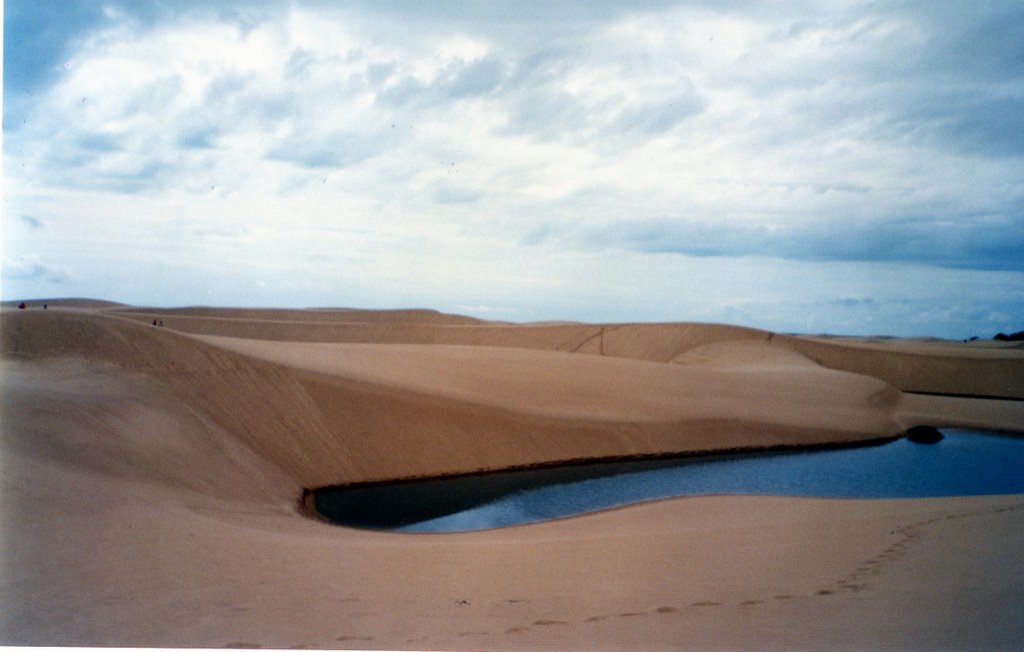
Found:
[11,4,1020,218]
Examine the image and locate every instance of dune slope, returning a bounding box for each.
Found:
[2,304,1022,648]
[0,308,919,485]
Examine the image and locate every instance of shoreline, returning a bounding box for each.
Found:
[305,434,904,493]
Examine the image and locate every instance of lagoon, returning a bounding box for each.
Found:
[313,430,1024,533]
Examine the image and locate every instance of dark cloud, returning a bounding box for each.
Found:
[376,76,429,106]
[447,58,506,98]
[557,213,1024,272]
[77,133,123,152]
[4,260,72,284]
[284,48,318,80]
[377,57,508,108]
[434,184,483,204]
[501,77,704,147]
[26,139,174,193]
[177,127,219,149]
[95,159,175,193]
[871,88,1024,159]
[816,183,871,195]
[832,297,874,307]
[930,95,1024,159]
[20,214,43,229]
[333,0,708,41]
[265,130,379,169]
[614,93,704,135]
[908,2,1024,84]
[877,4,1024,159]
[721,4,1024,161]
[501,86,586,141]
[200,73,296,124]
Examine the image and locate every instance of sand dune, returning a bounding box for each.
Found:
[1,297,129,309]
[2,303,1023,648]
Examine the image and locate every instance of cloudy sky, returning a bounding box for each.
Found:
[3,1,1022,337]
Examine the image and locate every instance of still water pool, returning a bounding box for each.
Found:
[313,430,1024,533]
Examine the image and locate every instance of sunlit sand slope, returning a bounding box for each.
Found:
[0,308,904,486]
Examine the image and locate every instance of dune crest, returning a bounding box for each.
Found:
[4,305,1022,486]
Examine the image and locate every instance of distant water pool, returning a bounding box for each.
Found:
[312,430,1024,533]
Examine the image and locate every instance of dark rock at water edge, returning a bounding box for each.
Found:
[993,330,1024,342]
[906,426,944,444]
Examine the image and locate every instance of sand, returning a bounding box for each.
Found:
[1,302,1023,649]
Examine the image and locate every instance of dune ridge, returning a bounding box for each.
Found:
[111,305,1024,397]
[2,302,1023,648]
[4,306,1023,487]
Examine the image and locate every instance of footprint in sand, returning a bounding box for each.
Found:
[335,635,373,642]
[618,611,646,617]
[655,606,677,614]
[505,627,530,634]
[584,615,607,623]
[223,643,262,649]
[533,619,568,626]
[691,601,722,607]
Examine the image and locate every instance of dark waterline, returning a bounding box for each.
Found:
[312,430,1024,533]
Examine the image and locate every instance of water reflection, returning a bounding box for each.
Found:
[313,430,1024,533]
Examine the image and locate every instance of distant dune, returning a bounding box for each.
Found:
[1,297,129,309]
[2,300,1022,648]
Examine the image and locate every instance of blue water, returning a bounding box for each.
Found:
[313,430,1024,533]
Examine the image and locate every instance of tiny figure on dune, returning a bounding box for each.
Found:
[18,302,26,310]
[152,319,158,326]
